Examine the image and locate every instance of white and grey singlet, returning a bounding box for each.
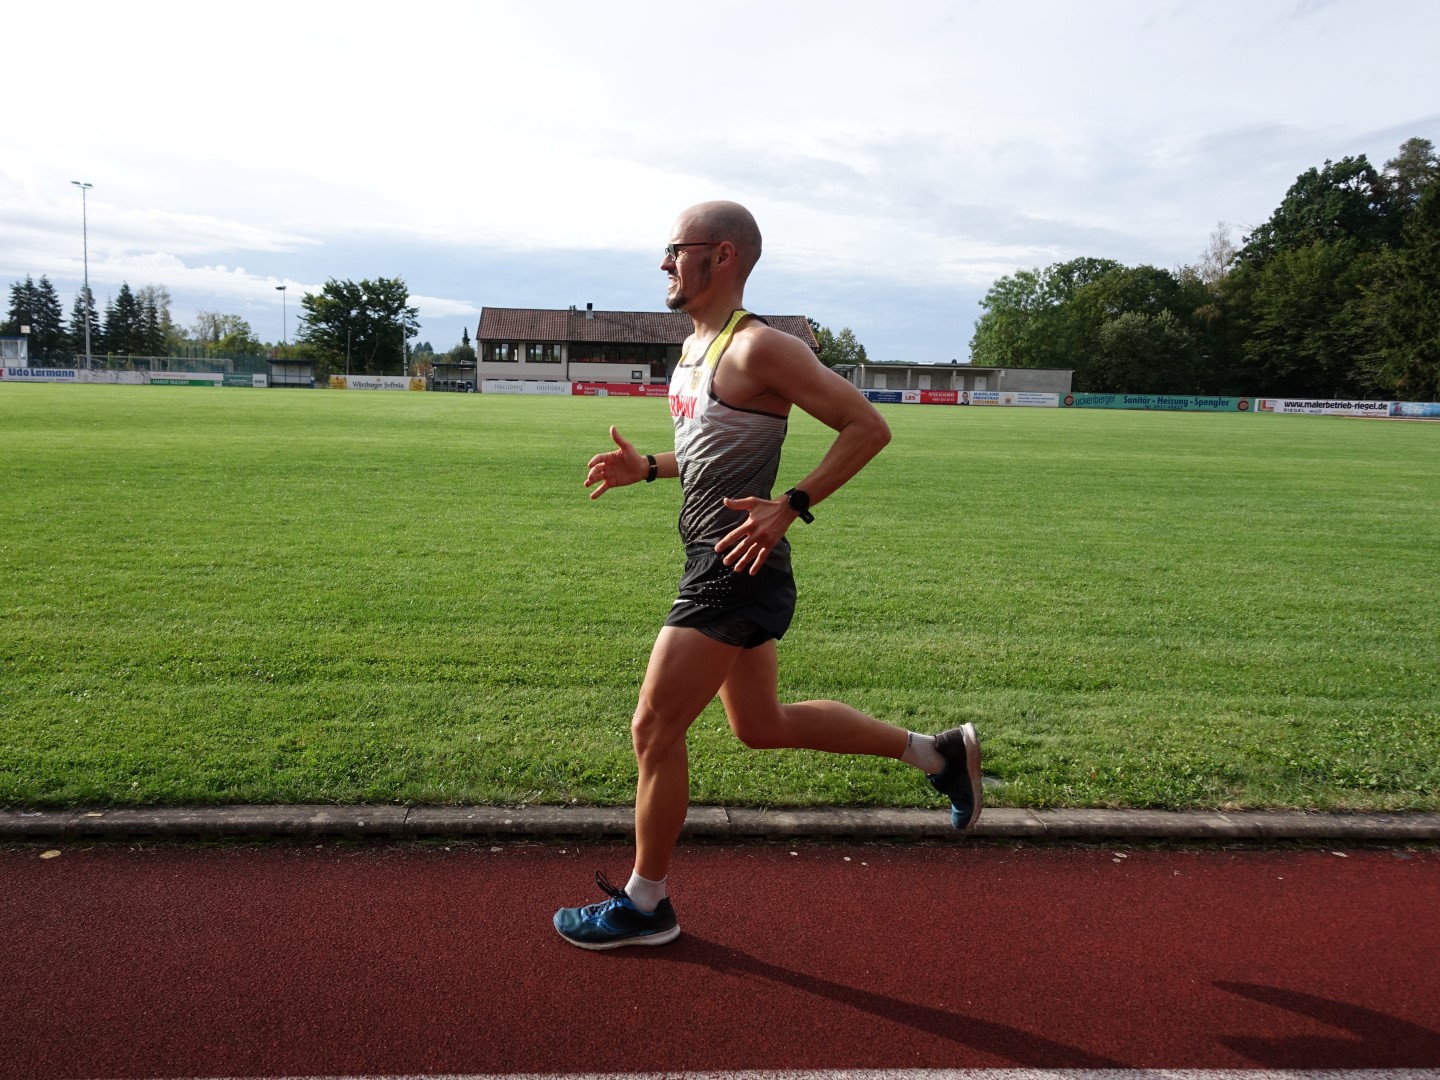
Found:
[668,309,792,573]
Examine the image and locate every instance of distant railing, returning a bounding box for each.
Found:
[72,353,271,375]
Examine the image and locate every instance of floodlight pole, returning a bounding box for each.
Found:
[275,285,287,352]
[70,181,93,368]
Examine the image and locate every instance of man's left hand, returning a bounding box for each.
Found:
[715,496,796,575]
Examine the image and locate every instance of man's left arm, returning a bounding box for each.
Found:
[717,332,891,573]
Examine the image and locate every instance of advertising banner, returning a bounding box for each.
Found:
[1063,393,1251,412]
[149,371,222,386]
[967,391,1001,405]
[76,370,148,385]
[571,382,668,397]
[2,367,78,382]
[483,379,572,395]
[222,373,269,388]
[1000,392,1060,408]
[860,389,903,404]
[330,375,425,391]
[1390,401,1440,420]
[1257,398,1392,417]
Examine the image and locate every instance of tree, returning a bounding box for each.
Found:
[1365,180,1440,400]
[1382,137,1439,208]
[3,275,68,363]
[810,324,866,368]
[297,277,419,379]
[1089,311,1202,393]
[68,286,99,360]
[1242,239,1376,398]
[1226,143,1426,395]
[969,257,1122,373]
[1197,222,1239,288]
[190,311,264,355]
[1240,155,1395,266]
[101,283,149,356]
[135,285,180,354]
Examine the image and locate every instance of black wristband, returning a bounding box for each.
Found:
[783,487,815,523]
[644,454,658,482]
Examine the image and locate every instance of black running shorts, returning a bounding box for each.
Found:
[663,546,797,649]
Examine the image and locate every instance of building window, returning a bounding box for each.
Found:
[482,341,518,363]
[527,342,561,363]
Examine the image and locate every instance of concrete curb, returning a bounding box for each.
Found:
[3,805,1439,843]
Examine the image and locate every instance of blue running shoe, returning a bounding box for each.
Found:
[553,871,681,950]
[928,722,983,831]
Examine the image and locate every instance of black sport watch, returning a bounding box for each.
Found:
[783,487,815,524]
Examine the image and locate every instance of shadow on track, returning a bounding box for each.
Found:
[670,935,1128,1068]
[1217,981,1440,1067]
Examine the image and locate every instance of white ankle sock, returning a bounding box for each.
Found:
[901,731,946,774]
[625,870,666,913]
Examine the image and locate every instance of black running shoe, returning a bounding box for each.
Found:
[553,871,680,950]
[928,722,982,831]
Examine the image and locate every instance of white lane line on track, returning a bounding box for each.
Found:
[174,1071,1440,1080]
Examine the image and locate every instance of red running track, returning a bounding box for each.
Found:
[1,840,1437,1078]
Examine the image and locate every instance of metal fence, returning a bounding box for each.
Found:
[71,353,271,375]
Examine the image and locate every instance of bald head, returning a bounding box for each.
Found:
[681,200,763,282]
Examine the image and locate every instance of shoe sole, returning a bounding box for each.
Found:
[555,922,682,951]
[953,722,982,833]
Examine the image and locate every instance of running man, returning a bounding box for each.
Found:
[553,201,981,950]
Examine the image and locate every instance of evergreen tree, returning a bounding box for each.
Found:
[139,293,165,356]
[0,275,65,360]
[3,276,34,333]
[135,285,178,353]
[30,276,68,363]
[2,277,37,357]
[103,283,144,356]
[69,286,99,360]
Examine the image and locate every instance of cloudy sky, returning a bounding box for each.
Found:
[4,0,1437,361]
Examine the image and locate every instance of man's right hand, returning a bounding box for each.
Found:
[584,425,646,499]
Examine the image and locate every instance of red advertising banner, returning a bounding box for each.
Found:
[920,390,959,405]
[571,382,668,397]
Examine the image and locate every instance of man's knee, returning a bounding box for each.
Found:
[727,705,787,750]
[631,700,688,762]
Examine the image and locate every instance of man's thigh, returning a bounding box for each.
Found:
[636,625,744,728]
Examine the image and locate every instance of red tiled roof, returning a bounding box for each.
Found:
[477,307,818,351]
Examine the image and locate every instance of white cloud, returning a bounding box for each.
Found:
[3,0,1437,357]
[408,294,481,319]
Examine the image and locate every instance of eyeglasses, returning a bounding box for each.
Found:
[664,241,716,259]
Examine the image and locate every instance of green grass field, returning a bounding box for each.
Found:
[2,383,1437,811]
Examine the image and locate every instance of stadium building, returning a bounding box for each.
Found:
[471,304,819,390]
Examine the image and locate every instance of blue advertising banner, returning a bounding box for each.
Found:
[1390,401,1440,419]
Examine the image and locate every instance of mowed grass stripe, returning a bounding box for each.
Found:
[1,383,1436,810]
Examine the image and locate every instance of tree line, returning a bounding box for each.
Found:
[0,274,457,378]
[970,137,1440,400]
[808,321,869,368]
[0,276,272,363]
